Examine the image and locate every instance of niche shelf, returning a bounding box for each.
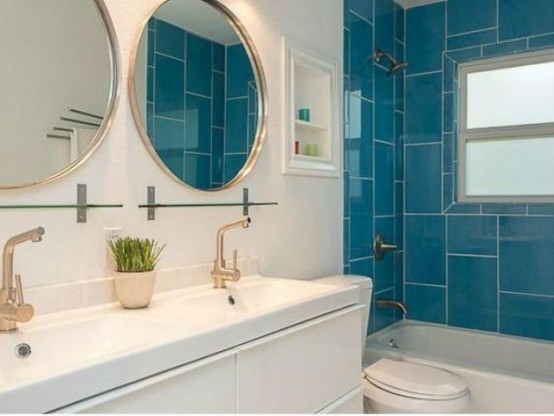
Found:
[283,40,340,177]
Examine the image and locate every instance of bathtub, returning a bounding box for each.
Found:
[364,320,554,413]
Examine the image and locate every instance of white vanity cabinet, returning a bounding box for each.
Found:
[56,306,362,414]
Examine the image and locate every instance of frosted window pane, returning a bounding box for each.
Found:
[466,62,554,129]
[466,137,554,196]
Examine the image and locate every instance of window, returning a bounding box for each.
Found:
[458,50,554,202]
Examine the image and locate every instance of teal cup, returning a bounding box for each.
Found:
[298,108,310,122]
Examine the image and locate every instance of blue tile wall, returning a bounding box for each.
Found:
[146,19,253,189]
[344,0,405,335]
[404,0,554,342]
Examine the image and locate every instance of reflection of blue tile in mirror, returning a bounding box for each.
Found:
[146,103,154,139]
[147,28,155,66]
[248,82,258,114]
[185,94,212,153]
[248,114,257,148]
[147,66,154,103]
[186,33,213,97]
[184,153,211,189]
[154,117,184,150]
[211,128,224,185]
[224,154,247,183]
[405,284,446,324]
[500,293,554,341]
[156,20,185,60]
[212,72,225,128]
[155,54,184,120]
[148,17,156,30]
[448,255,498,332]
[157,149,184,179]
[213,42,225,73]
[225,98,248,153]
[499,0,554,41]
[350,0,373,23]
[227,44,254,98]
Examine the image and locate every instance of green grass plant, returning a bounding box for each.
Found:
[109,237,165,273]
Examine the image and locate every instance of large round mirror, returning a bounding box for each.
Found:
[0,0,119,189]
[130,0,267,191]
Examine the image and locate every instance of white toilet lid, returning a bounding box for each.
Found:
[363,359,469,400]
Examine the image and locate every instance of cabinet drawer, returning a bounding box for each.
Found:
[57,350,237,414]
[236,306,362,413]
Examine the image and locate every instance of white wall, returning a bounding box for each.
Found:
[0,0,343,290]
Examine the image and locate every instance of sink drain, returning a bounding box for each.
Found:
[228,295,235,305]
[15,343,32,358]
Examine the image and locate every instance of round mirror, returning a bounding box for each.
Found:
[130,0,267,191]
[0,0,119,189]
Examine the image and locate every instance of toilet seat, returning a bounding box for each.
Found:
[363,358,469,400]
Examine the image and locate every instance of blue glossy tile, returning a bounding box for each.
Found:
[157,149,184,180]
[375,66,394,143]
[344,265,351,274]
[146,103,154,138]
[500,217,554,296]
[395,251,404,288]
[446,203,481,214]
[482,204,526,215]
[155,54,184,120]
[444,92,454,133]
[344,219,351,265]
[406,2,445,74]
[405,215,446,285]
[155,20,184,59]
[444,56,455,92]
[372,288,397,332]
[482,39,527,58]
[447,0,496,36]
[500,293,554,341]
[405,284,446,324]
[375,142,394,215]
[226,98,248,154]
[375,217,395,292]
[153,117,184,150]
[184,94,211,153]
[448,256,498,331]
[147,66,154,103]
[224,154,247,183]
[448,216,497,256]
[350,178,374,259]
[395,113,404,181]
[447,47,483,62]
[395,184,404,247]
[375,0,395,61]
[148,17,156,30]
[394,40,405,111]
[344,172,351,218]
[444,174,453,210]
[405,73,442,144]
[186,34,213,97]
[447,29,497,51]
[184,153,210,189]
[528,204,554,215]
[406,144,442,213]
[350,13,374,100]
[213,42,225,73]
[395,3,405,41]
[350,0,373,23]
[529,34,554,50]
[211,128,224,184]
[227,44,254,99]
[212,72,225,128]
[499,0,554,40]
[444,133,453,174]
[350,257,373,278]
[248,83,258,115]
[147,30,155,67]
[347,96,373,179]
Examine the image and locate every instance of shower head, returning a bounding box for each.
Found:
[374,48,408,75]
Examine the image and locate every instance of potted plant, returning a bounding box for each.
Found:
[108,237,165,309]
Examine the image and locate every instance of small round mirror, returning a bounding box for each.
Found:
[0,0,119,188]
[129,0,267,191]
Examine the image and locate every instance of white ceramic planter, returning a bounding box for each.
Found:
[113,270,156,309]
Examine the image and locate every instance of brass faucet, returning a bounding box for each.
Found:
[211,217,250,289]
[0,227,45,332]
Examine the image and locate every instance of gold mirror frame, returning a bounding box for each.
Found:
[128,0,268,192]
[0,0,121,190]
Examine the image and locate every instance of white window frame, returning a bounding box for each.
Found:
[458,49,554,203]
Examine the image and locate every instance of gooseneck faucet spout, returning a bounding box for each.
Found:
[377,299,408,316]
[211,218,251,289]
[0,227,44,332]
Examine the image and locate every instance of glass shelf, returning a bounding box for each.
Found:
[0,204,123,209]
[138,202,277,208]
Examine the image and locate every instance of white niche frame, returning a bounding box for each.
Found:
[283,40,340,177]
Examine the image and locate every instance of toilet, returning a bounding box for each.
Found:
[316,275,470,413]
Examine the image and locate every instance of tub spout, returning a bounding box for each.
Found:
[377,299,408,316]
